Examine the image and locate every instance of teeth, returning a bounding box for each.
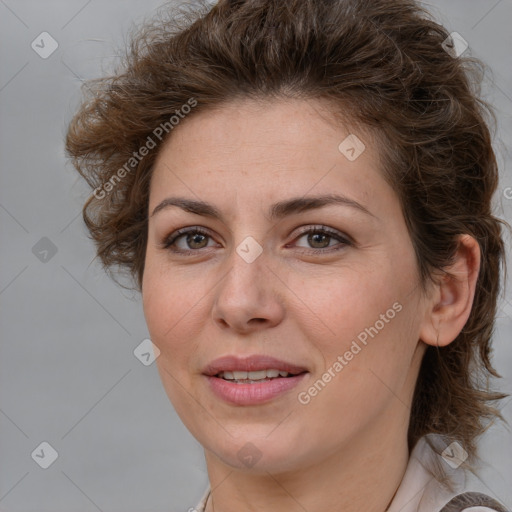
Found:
[218,369,290,380]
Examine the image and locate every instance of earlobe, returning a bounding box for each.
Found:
[419,234,481,348]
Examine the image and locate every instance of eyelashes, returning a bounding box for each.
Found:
[160,225,352,256]
[161,226,214,253]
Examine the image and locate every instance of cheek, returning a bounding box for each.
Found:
[293,258,420,402]
[292,262,403,349]
[293,274,417,439]
[142,264,200,359]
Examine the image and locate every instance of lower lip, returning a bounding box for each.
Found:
[205,373,308,405]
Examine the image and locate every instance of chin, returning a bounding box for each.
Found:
[202,431,315,474]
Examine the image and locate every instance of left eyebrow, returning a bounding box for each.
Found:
[150,193,376,221]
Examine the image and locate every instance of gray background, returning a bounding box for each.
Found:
[0,1,511,511]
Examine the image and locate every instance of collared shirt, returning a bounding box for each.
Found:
[192,435,508,512]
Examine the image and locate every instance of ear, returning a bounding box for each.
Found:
[419,234,481,348]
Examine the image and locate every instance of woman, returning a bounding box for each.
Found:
[65,0,510,511]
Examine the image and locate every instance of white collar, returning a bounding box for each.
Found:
[387,435,466,512]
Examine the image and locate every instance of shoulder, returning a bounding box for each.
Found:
[439,492,510,512]
[388,436,510,512]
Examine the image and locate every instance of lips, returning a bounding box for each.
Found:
[202,354,308,377]
[203,354,309,405]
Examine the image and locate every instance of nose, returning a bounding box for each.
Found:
[211,241,286,334]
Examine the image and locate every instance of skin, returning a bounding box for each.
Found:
[142,98,480,512]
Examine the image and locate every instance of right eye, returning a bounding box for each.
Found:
[161,226,218,254]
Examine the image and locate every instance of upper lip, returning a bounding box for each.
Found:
[202,355,308,376]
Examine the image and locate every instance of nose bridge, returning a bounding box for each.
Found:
[224,233,268,298]
[211,232,285,330]
[235,234,265,266]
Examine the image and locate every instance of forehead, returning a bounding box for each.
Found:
[149,98,391,214]
[155,97,373,162]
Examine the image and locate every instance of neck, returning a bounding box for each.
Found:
[203,406,410,512]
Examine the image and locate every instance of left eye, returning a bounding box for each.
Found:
[162,226,350,254]
[293,227,350,251]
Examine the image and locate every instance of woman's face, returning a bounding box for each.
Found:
[142,98,431,473]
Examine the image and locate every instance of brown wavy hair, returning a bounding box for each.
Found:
[65,0,509,462]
